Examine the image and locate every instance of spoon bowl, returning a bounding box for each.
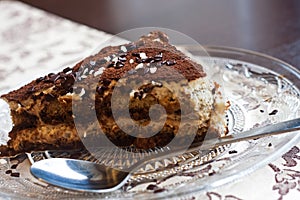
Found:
[30,158,130,192]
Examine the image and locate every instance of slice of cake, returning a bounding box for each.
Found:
[0,31,228,157]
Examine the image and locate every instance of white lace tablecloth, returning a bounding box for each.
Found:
[0,1,299,199]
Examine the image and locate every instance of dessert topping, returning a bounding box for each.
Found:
[120,45,127,52]
[150,67,157,74]
[89,60,96,66]
[166,60,176,66]
[139,52,147,59]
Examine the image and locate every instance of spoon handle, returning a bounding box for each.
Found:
[130,118,300,171]
[201,117,300,149]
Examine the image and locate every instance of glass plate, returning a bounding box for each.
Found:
[0,46,300,199]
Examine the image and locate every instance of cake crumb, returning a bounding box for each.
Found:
[268,143,272,147]
[268,109,278,115]
[11,164,18,169]
[229,150,238,154]
[10,172,20,177]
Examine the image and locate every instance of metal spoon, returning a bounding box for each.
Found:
[30,118,300,193]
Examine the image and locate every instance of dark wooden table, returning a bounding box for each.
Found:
[19,0,299,67]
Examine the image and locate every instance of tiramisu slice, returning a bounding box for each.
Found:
[0,31,228,157]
